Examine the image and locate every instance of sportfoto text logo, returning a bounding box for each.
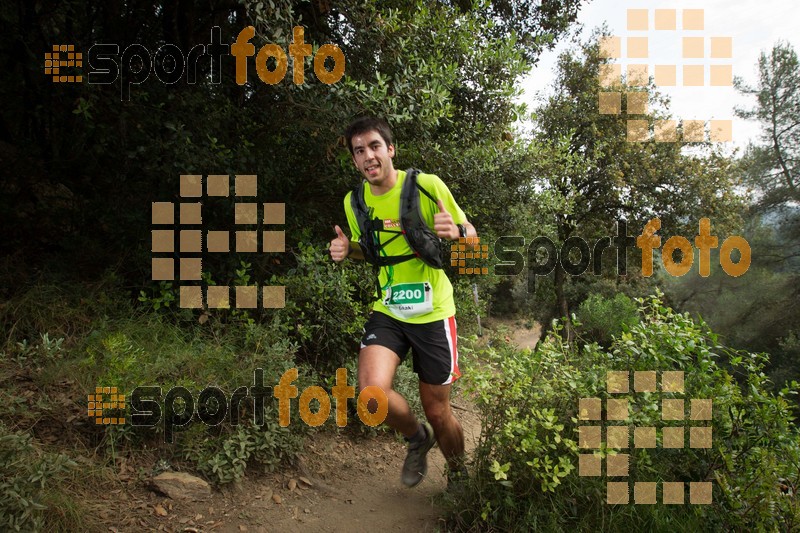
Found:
[92,368,388,443]
[46,26,345,100]
[465,218,750,289]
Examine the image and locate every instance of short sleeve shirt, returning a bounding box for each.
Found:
[344,170,466,324]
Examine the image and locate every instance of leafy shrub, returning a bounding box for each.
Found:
[458,323,588,530]
[4,333,66,368]
[73,303,308,483]
[453,293,800,531]
[277,242,372,369]
[576,292,639,345]
[184,417,306,485]
[0,424,78,531]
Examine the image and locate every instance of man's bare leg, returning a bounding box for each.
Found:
[359,344,441,487]
[357,345,419,436]
[419,382,465,471]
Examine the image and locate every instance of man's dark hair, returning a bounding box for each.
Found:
[344,117,394,154]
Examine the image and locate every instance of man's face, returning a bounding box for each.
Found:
[350,129,395,187]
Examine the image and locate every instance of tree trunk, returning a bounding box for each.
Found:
[554,263,574,342]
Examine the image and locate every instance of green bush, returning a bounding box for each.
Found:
[2,245,378,491]
[78,315,310,484]
[182,417,306,485]
[576,292,640,345]
[277,242,372,369]
[453,293,800,531]
[0,424,79,532]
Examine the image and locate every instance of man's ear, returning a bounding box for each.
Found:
[388,143,395,158]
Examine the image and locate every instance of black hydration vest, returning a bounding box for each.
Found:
[350,168,445,296]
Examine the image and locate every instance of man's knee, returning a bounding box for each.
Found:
[423,400,452,430]
[357,368,395,396]
[358,373,390,393]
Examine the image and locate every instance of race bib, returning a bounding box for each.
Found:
[383,282,433,319]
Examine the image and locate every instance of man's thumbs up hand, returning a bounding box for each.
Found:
[329,225,350,262]
[434,200,458,239]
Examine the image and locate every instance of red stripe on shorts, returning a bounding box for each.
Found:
[447,316,460,382]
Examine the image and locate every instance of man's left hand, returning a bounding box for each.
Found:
[434,200,459,240]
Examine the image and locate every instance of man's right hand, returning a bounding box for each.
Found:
[329,225,350,262]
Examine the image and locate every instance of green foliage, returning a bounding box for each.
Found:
[278,242,371,369]
[4,333,66,367]
[0,424,78,532]
[0,0,585,293]
[78,310,309,479]
[666,43,800,394]
[459,322,586,529]
[526,29,745,333]
[1,252,372,492]
[663,213,800,393]
[137,281,178,312]
[451,294,800,531]
[185,419,306,486]
[17,275,305,484]
[577,292,639,345]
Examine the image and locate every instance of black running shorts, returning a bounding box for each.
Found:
[360,311,461,385]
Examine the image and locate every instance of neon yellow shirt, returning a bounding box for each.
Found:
[344,170,467,324]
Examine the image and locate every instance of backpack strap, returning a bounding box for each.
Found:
[351,180,416,297]
[400,169,445,269]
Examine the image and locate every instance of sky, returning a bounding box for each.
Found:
[519,0,800,149]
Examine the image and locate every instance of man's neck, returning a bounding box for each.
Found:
[368,168,399,196]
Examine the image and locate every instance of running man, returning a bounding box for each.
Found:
[329,117,475,488]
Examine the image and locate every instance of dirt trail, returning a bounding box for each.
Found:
[102,323,539,532]
[111,399,481,533]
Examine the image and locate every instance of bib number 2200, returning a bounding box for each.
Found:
[384,282,433,319]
